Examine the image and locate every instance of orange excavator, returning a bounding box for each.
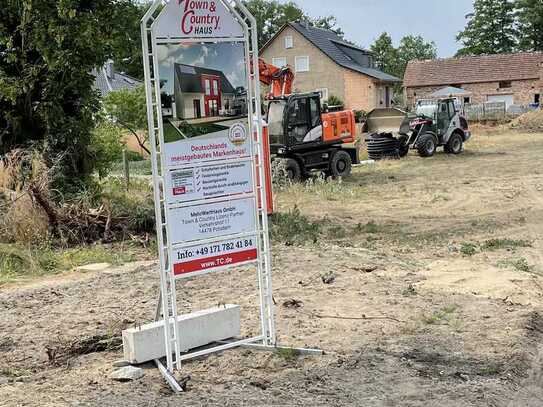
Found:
[257,58,358,180]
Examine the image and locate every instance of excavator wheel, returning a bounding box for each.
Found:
[272,158,302,182]
[328,150,352,178]
[284,158,302,181]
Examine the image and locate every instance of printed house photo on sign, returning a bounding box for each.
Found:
[158,42,249,142]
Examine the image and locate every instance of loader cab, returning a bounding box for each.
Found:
[415,98,458,141]
[266,92,323,153]
[436,99,457,139]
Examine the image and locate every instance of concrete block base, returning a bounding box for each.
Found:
[122,305,241,364]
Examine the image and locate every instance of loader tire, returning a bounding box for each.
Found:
[398,135,410,158]
[444,133,463,154]
[329,150,352,178]
[417,133,437,157]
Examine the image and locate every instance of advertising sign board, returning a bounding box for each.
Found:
[142,0,278,380]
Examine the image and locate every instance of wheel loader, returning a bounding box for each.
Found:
[365,98,471,159]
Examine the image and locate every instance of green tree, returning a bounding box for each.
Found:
[108,0,151,79]
[369,33,436,83]
[517,0,543,51]
[103,86,150,155]
[370,32,400,77]
[310,15,344,38]
[397,35,437,76]
[0,0,120,192]
[90,121,125,179]
[242,0,343,48]
[456,0,518,56]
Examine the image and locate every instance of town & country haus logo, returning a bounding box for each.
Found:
[179,0,222,35]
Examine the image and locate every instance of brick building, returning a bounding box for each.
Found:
[260,22,400,111]
[404,52,543,109]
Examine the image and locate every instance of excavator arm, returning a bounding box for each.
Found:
[256,58,294,99]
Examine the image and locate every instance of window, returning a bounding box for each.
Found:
[464,96,471,104]
[289,98,308,125]
[448,100,456,118]
[499,81,512,89]
[316,88,329,101]
[309,97,320,127]
[272,57,287,67]
[288,98,309,143]
[213,80,219,96]
[285,36,293,49]
[205,79,211,95]
[535,94,540,105]
[295,56,309,72]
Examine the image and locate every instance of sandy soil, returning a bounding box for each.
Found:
[2,129,543,406]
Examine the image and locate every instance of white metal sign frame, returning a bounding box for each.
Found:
[141,0,278,388]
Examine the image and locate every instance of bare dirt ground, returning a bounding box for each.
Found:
[2,128,543,406]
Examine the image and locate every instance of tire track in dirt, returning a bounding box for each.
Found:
[522,180,543,271]
[505,181,543,406]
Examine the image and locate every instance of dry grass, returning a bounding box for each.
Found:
[0,151,51,245]
[2,195,50,245]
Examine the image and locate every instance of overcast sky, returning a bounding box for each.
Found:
[279,0,474,57]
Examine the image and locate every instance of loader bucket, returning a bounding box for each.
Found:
[365,108,407,134]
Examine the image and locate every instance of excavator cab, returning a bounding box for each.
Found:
[266,92,324,153]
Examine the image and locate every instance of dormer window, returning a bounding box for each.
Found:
[285,36,293,49]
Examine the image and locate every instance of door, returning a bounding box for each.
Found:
[385,87,391,107]
[304,96,322,143]
[208,100,218,116]
[193,100,201,118]
[436,101,450,138]
[202,74,221,117]
[286,97,310,145]
[487,94,513,109]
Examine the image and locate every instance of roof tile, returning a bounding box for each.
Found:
[263,22,400,82]
[404,52,543,87]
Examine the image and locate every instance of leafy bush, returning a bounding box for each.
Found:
[460,242,478,256]
[0,244,58,282]
[270,206,321,246]
[90,121,125,178]
[327,95,344,107]
[481,238,532,251]
[354,110,367,123]
[498,257,534,273]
